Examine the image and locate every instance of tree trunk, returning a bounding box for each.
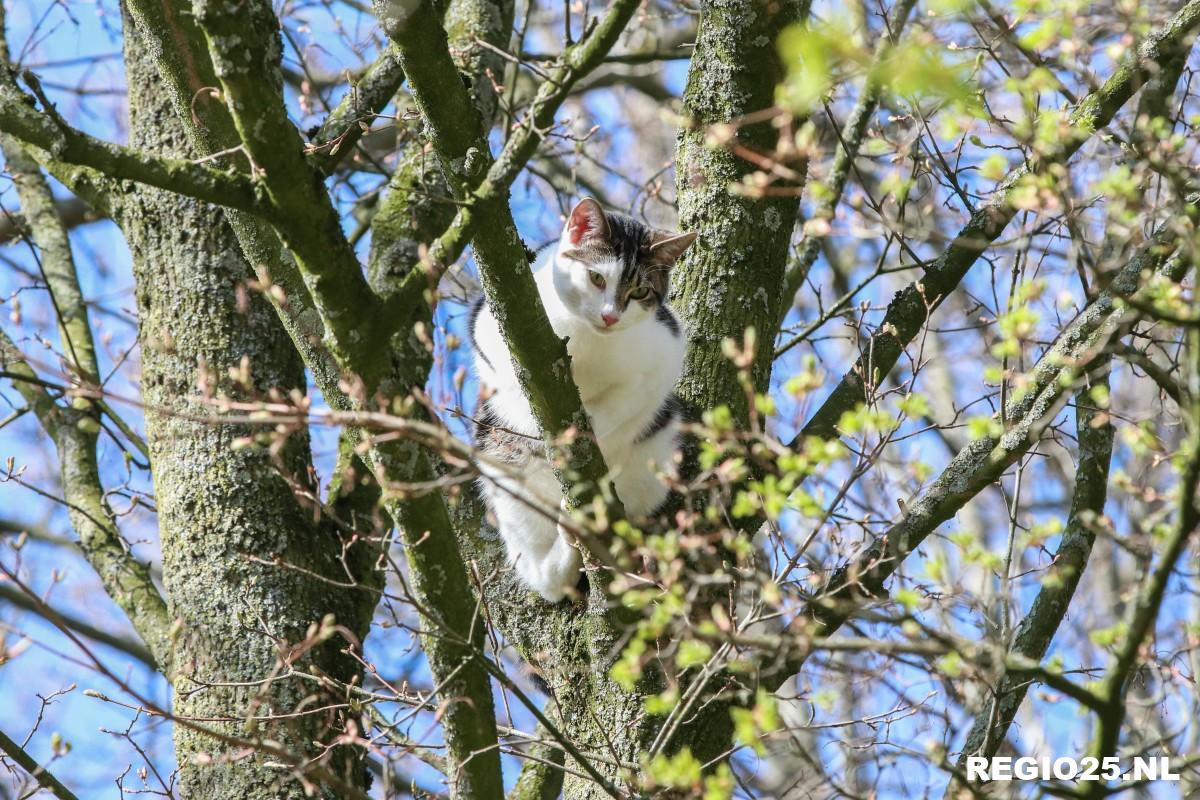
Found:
[673,0,807,420]
[119,19,375,800]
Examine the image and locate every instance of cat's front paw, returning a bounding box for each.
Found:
[555,496,572,542]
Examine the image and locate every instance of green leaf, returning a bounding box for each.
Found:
[676,639,713,669]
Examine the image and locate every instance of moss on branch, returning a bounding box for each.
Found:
[307,45,406,176]
[0,67,261,215]
[190,0,391,385]
[672,0,808,428]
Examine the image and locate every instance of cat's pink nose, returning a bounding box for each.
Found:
[601,312,619,328]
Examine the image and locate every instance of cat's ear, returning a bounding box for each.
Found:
[648,230,698,266]
[565,198,611,246]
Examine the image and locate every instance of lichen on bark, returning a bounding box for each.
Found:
[119,19,377,798]
[673,0,807,424]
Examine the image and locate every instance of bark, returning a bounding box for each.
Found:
[113,4,504,795]
[0,10,174,670]
[365,3,517,796]
[673,0,808,422]
[191,0,389,384]
[118,19,375,799]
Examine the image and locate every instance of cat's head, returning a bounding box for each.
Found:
[550,198,697,334]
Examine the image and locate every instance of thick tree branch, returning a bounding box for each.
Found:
[671,0,808,428]
[0,196,100,244]
[118,20,384,793]
[121,0,348,404]
[191,0,390,383]
[0,67,261,214]
[157,6,506,799]
[306,45,405,176]
[358,4,519,798]
[120,8,506,798]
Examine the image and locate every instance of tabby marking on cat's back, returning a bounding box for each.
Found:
[636,394,683,444]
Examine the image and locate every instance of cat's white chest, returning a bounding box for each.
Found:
[562,330,635,402]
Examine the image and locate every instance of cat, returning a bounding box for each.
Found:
[468,198,697,601]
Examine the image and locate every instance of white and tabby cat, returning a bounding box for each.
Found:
[469,198,697,601]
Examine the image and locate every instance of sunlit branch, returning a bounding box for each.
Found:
[0,67,262,215]
[0,727,79,800]
[306,45,405,176]
[191,0,391,384]
[767,233,1191,689]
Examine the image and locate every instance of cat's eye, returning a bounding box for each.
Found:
[628,286,652,301]
[588,271,606,290]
